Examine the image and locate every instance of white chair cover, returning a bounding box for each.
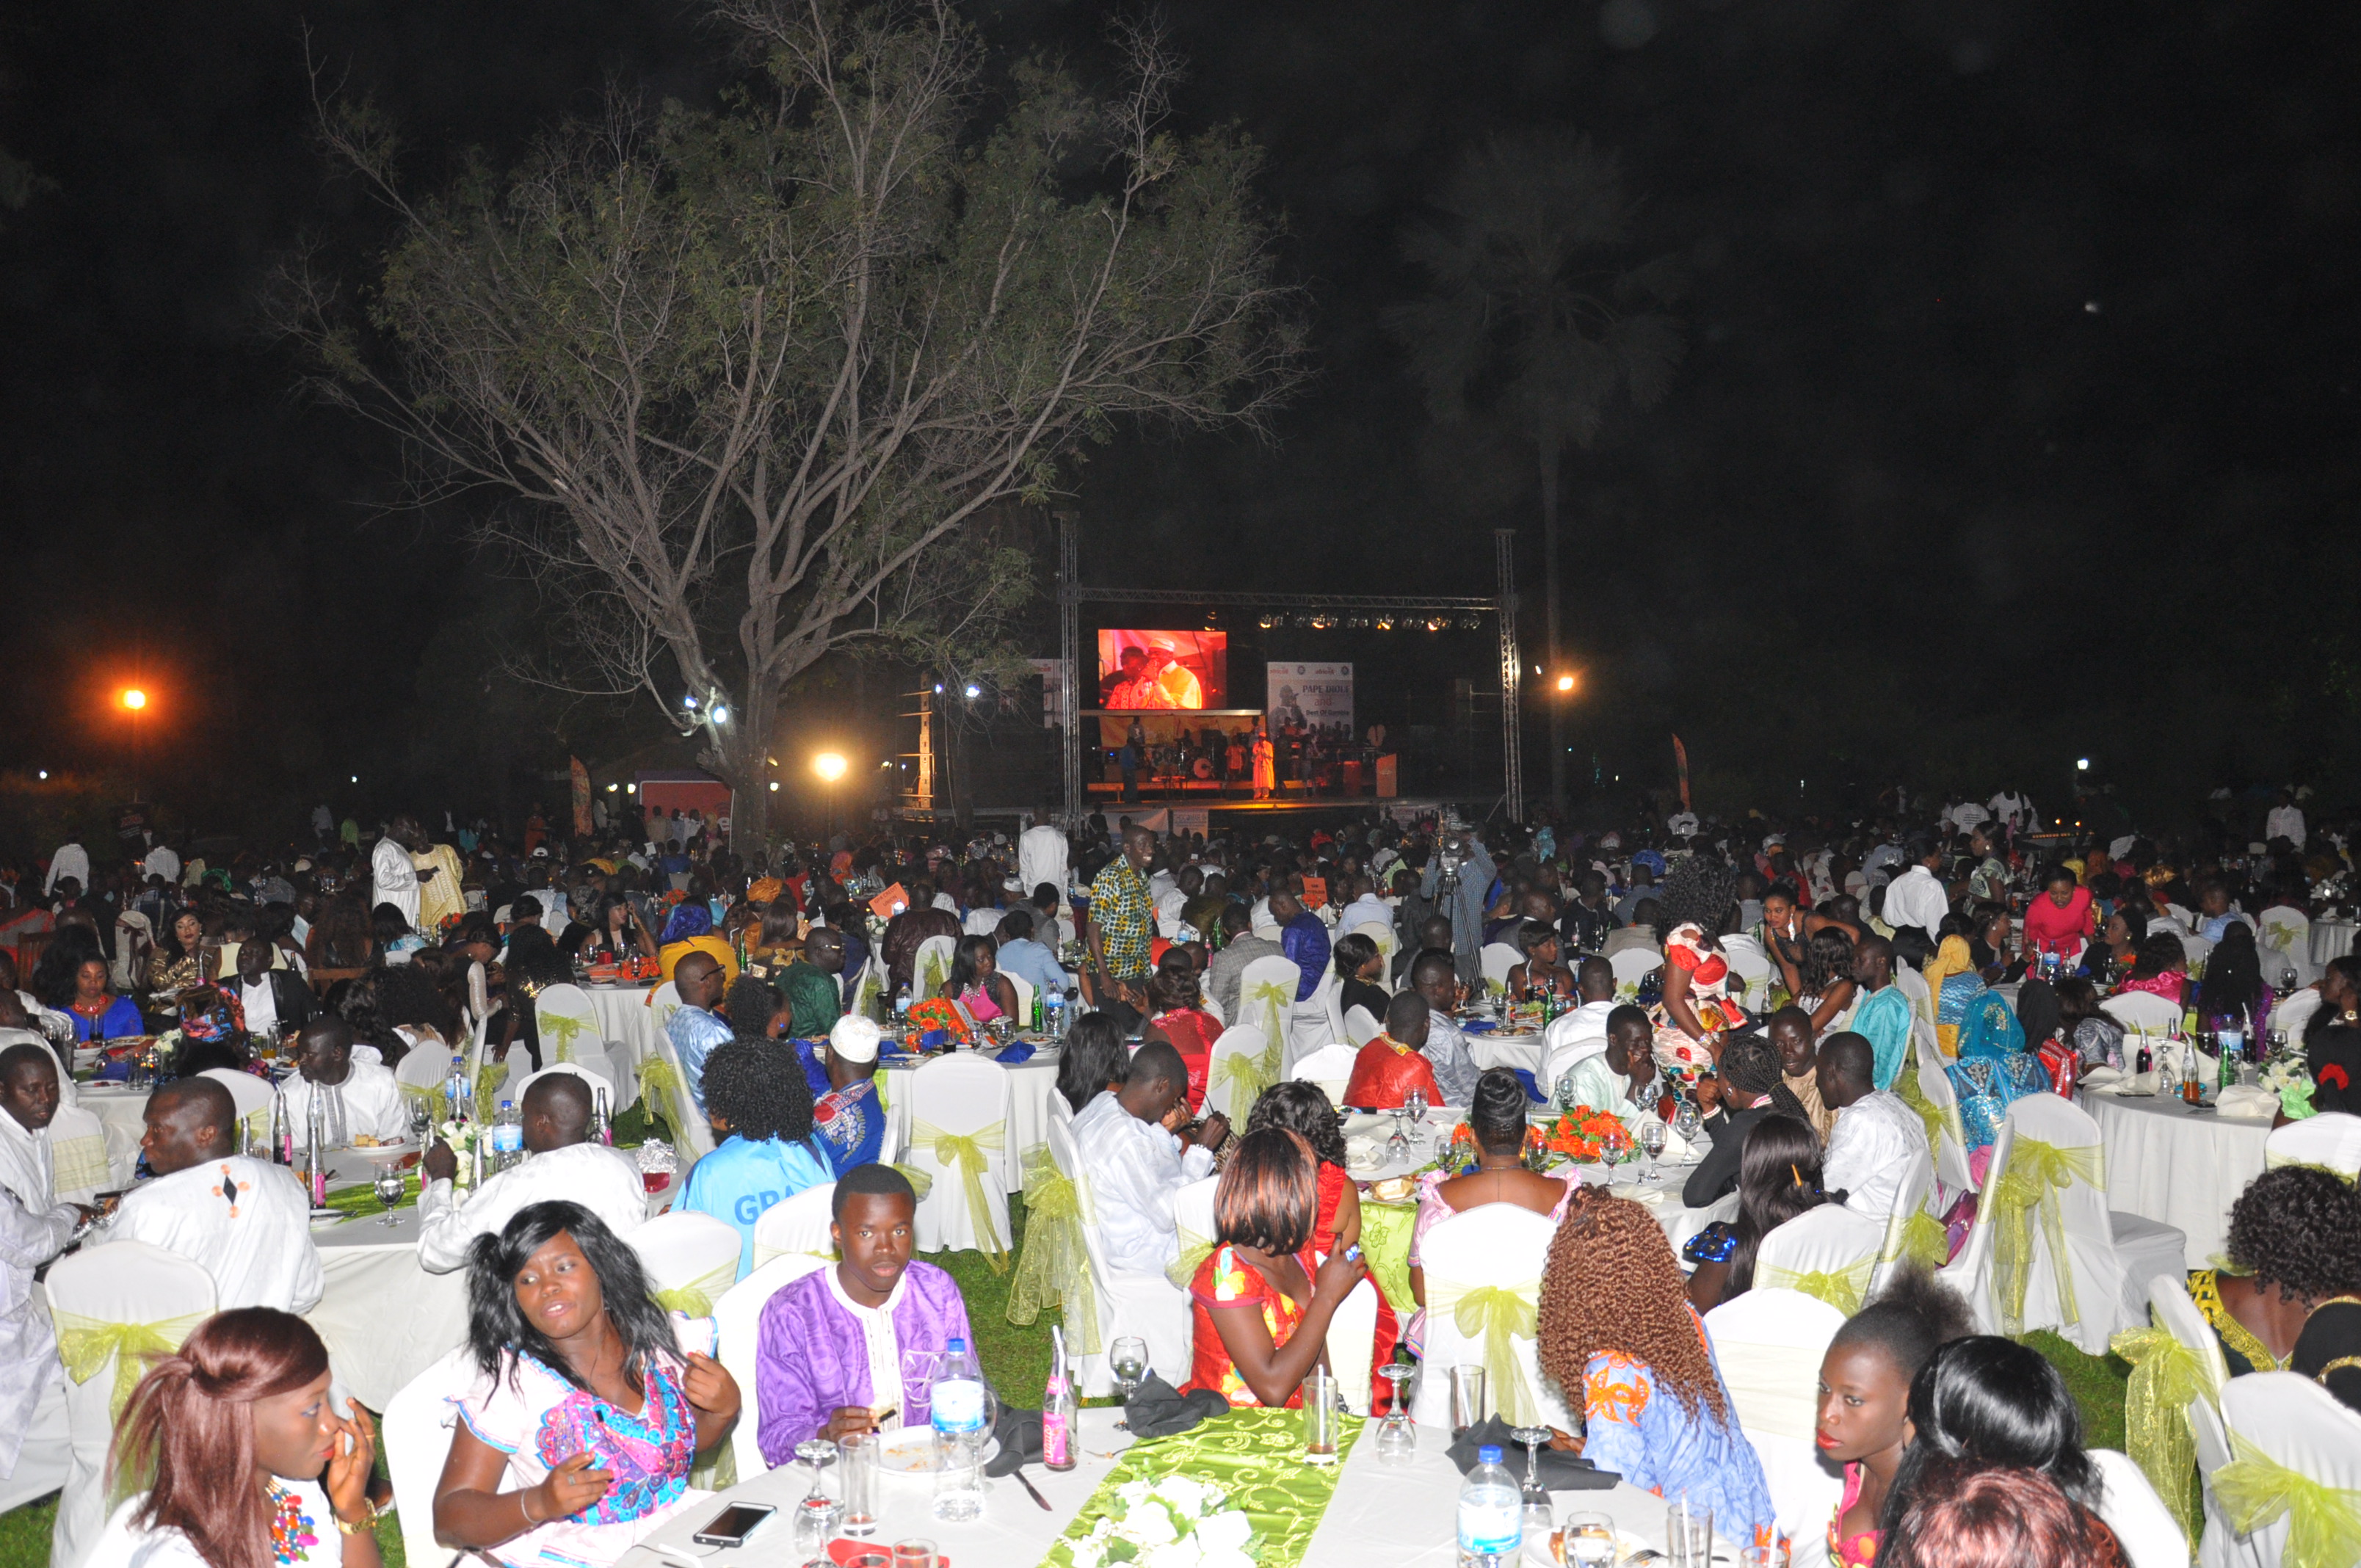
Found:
[1236,956,1303,1070]
[1326,1278,1381,1417]
[1989,1095,2186,1355]
[1204,1023,1280,1123]
[2104,992,2185,1035]
[1871,1146,1945,1295]
[751,1183,840,1267]
[2180,934,2217,971]
[45,1239,216,1568]
[902,1053,1013,1257]
[1609,948,1665,994]
[515,1059,617,1107]
[714,1252,832,1476]
[382,1346,478,1568]
[625,1210,743,1313]
[1719,934,1773,1011]
[1893,961,1934,1025]
[914,935,957,1000]
[1753,1205,1885,1316]
[1911,1031,1976,1195]
[2257,912,2316,987]
[1291,1043,1360,1108]
[1702,1287,1847,1556]
[1047,1115,1187,1398]
[394,1039,457,1109]
[1289,972,1342,1073]
[2263,1111,2361,1177]
[1370,926,1401,982]
[197,1064,277,1135]
[48,1103,125,1205]
[1004,970,1035,1029]
[1343,1004,1382,1048]
[1410,1205,1568,1431]
[534,983,607,1065]
[635,998,714,1161]
[1479,943,1523,995]
[2147,1277,2240,1567]
[2092,1447,2200,1568]
[2271,987,2324,1037]
[2213,1373,2361,1568]
[648,979,683,1034]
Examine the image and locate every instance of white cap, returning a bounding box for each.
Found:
[829,1015,883,1064]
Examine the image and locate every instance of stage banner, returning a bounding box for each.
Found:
[1375,753,1399,797]
[570,756,592,838]
[1266,661,1353,733]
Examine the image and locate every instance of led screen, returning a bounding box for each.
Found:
[1095,629,1226,710]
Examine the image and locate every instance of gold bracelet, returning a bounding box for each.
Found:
[333,1500,380,1536]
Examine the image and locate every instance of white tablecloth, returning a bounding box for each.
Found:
[2082,1090,2271,1265]
[616,1408,1731,1568]
[1465,1030,1543,1078]
[2312,921,2356,968]
[879,1046,1063,1194]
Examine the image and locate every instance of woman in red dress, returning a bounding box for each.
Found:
[1247,1081,1401,1408]
[1142,956,1222,1114]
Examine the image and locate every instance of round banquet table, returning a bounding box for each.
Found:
[70,1081,152,1147]
[2081,1089,2272,1266]
[2312,920,2357,968]
[582,982,665,1100]
[1463,1028,1543,1078]
[878,1042,1063,1194]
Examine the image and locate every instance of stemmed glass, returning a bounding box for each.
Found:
[1402,1087,1429,1155]
[1511,1426,1554,1539]
[792,1437,842,1568]
[1375,1363,1416,1463]
[1384,1111,1410,1169]
[1110,1336,1147,1430]
[407,1100,433,1145]
[1639,1122,1668,1185]
[373,1167,406,1226]
[1672,1090,1703,1147]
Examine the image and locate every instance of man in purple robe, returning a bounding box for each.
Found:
[754,1164,976,1462]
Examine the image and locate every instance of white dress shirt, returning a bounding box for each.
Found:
[0,1109,51,1219]
[2266,805,2307,848]
[281,1062,410,1150]
[371,836,421,927]
[1540,1001,1619,1092]
[414,1141,648,1274]
[43,843,88,896]
[241,976,280,1040]
[1069,1091,1214,1275]
[1336,895,1393,940]
[1881,865,1950,943]
[1018,824,1070,901]
[0,1183,77,1478]
[1552,1054,1657,1122]
[142,846,181,885]
[98,1156,324,1313]
[1822,1091,1928,1222]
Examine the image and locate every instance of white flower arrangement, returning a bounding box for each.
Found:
[1065,1476,1255,1568]
[2258,1053,2314,1117]
[437,1119,482,1188]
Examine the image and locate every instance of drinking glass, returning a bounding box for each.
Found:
[1511,1426,1553,1539]
[893,1540,937,1568]
[791,1496,842,1568]
[1665,1503,1713,1568]
[1737,1547,1782,1568]
[408,1100,433,1144]
[1375,1363,1417,1464]
[1301,1370,1340,1465]
[838,1431,880,1538]
[373,1169,406,1226]
[1110,1335,1147,1429]
[1562,1512,1616,1568]
[1672,1093,1703,1145]
[1448,1364,1487,1437]
[1639,1122,1668,1185]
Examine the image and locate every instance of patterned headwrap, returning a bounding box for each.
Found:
[661,904,714,943]
[747,877,783,906]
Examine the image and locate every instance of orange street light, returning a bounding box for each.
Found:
[813,752,849,782]
[1554,673,1578,694]
[120,687,148,711]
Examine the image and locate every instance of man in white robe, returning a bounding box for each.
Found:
[43,841,88,899]
[280,1019,410,1150]
[1551,1006,1662,1121]
[0,1044,62,1217]
[1069,1042,1225,1276]
[1816,1031,1929,1223]
[95,1077,323,1313]
[371,816,422,929]
[1018,809,1069,903]
[0,1182,78,1488]
[415,1073,645,1274]
[1540,958,1622,1095]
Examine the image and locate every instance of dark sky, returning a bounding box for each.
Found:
[3,0,2355,826]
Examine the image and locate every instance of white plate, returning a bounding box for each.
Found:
[348,1140,415,1163]
[874,1427,1000,1474]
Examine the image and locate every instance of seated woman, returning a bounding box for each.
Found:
[2194,920,2271,1035]
[2186,1164,2361,1376]
[656,904,739,987]
[947,934,1017,1028]
[1535,1189,1777,1549]
[1343,992,1445,1111]
[1142,954,1221,1115]
[2022,865,2094,969]
[1970,909,2026,985]
[144,910,211,1009]
[2115,932,2189,1008]
[1180,1128,1368,1408]
[1681,1112,1834,1313]
[98,1307,382,1568]
[2056,977,2125,1070]
[2299,957,2361,1117]
[681,1041,832,1277]
[1506,920,1576,1002]
[1330,932,1390,1031]
[1406,1070,1580,1357]
[1055,1012,1130,1114]
[437,1202,741,1568]
[2078,906,2144,986]
[754,1165,976,1456]
[1786,926,1857,1039]
[1246,1081,1399,1402]
[490,929,570,1075]
[371,903,426,962]
[65,957,144,1043]
[1944,993,2047,1175]
[1813,1268,1977,1567]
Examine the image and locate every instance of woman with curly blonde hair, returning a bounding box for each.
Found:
[1535,1188,1778,1550]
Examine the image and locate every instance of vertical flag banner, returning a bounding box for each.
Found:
[1672,736,1691,812]
[570,756,592,837]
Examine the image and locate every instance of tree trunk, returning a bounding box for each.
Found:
[707,678,776,860]
[1539,439,1566,808]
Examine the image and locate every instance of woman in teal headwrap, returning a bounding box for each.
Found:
[1944,980,2048,1176]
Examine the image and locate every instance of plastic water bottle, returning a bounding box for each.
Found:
[895,984,913,1026]
[1457,1445,1522,1568]
[929,1337,987,1522]
[445,1055,471,1125]
[1042,987,1064,1041]
[489,1100,526,1173]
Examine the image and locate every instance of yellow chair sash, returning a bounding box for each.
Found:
[1007,1145,1100,1354]
[1167,1220,1218,1293]
[541,1012,593,1064]
[1990,1136,2104,1334]
[2262,923,2302,953]
[888,1162,935,1202]
[918,950,950,1002]
[1892,1062,1949,1156]
[1756,1256,1875,1316]
[2213,1429,2361,1568]
[910,1118,1008,1271]
[637,1057,695,1147]
[1211,1041,1277,1119]
[1244,981,1293,1070]
[2109,1324,2216,1550]
[1884,1208,1951,1271]
[1426,1277,1542,1426]
[51,1134,113,1199]
[54,1310,210,1420]
[650,1259,738,1318]
[473,1061,507,1123]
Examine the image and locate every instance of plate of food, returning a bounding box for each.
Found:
[874,1425,999,1474]
[348,1137,414,1163]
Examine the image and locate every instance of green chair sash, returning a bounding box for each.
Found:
[1756,1256,1875,1316]
[650,1258,739,1318]
[1008,1144,1100,1353]
[637,1057,695,1147]
[1883,1208,1952,1272]
[1425,1276,1542,1426]
[2213,1429,2361,1568]
[51,1134,112,1199]
[1244,981,1293,1074]
[911,1117,1008,1271]
[888,1162,936,1202]
[54,1310,210,1420]
[918,949,950,1002]
[540,1012,594,1064]
[1990,1135,2104,1334]
[473,1061,507,1123]
[1892,1062,1948,1157]
[1212,1039,1278,1119]
[2109,1323,2216,1550]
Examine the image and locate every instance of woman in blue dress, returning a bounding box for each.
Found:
[1943,982,2050,1180]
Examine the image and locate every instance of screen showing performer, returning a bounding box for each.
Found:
[1096,629,1226,710]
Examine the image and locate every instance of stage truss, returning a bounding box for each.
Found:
[1055,521,1523,824]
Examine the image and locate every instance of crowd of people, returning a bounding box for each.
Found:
[1,782,2357,1568]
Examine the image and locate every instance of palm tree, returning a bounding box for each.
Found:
[1384,131,1684,807]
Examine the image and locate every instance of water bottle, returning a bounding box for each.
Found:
[490,1100,526,1173]
[895,984,913,1026]
[929,1337,987,1522]
[1042,1324,1077,1472]
[1042,987,1064,1041]
[445,1055,472,1125]
[1457,1445,1523,1568]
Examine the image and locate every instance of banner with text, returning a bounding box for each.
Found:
[1266,661,1353,735]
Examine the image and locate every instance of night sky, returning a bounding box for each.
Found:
[2,0,2355,832]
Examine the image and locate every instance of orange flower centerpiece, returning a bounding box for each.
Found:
[904,996,972,1053]
[1539,1107,1633,1164]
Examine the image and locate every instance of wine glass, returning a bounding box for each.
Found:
[1375,1363,1417,1463]
[373,1167,406,1227]
[407,1099,433,1145]
[1402,1086,1428,1149]
[1672,1092,1703,1146]
[1109,1335,1147,1430]
[1639,1121,1668,1185]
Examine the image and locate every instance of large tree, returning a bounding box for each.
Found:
[276,0,1304,847]
[1384,133,1683,808]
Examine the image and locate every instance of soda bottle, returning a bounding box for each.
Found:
[929,1337,987,1522]
[1042,1325,1077,1472]
[1456,1445,1522,1568]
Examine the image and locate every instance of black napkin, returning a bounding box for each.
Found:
[1445,1415,1619,1489]
[983,1406,1042,1476]
[1123,1373,1230,1439]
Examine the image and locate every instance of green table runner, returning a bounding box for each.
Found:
[322,1171,422,1219]
[1044,1407,1365,1568]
